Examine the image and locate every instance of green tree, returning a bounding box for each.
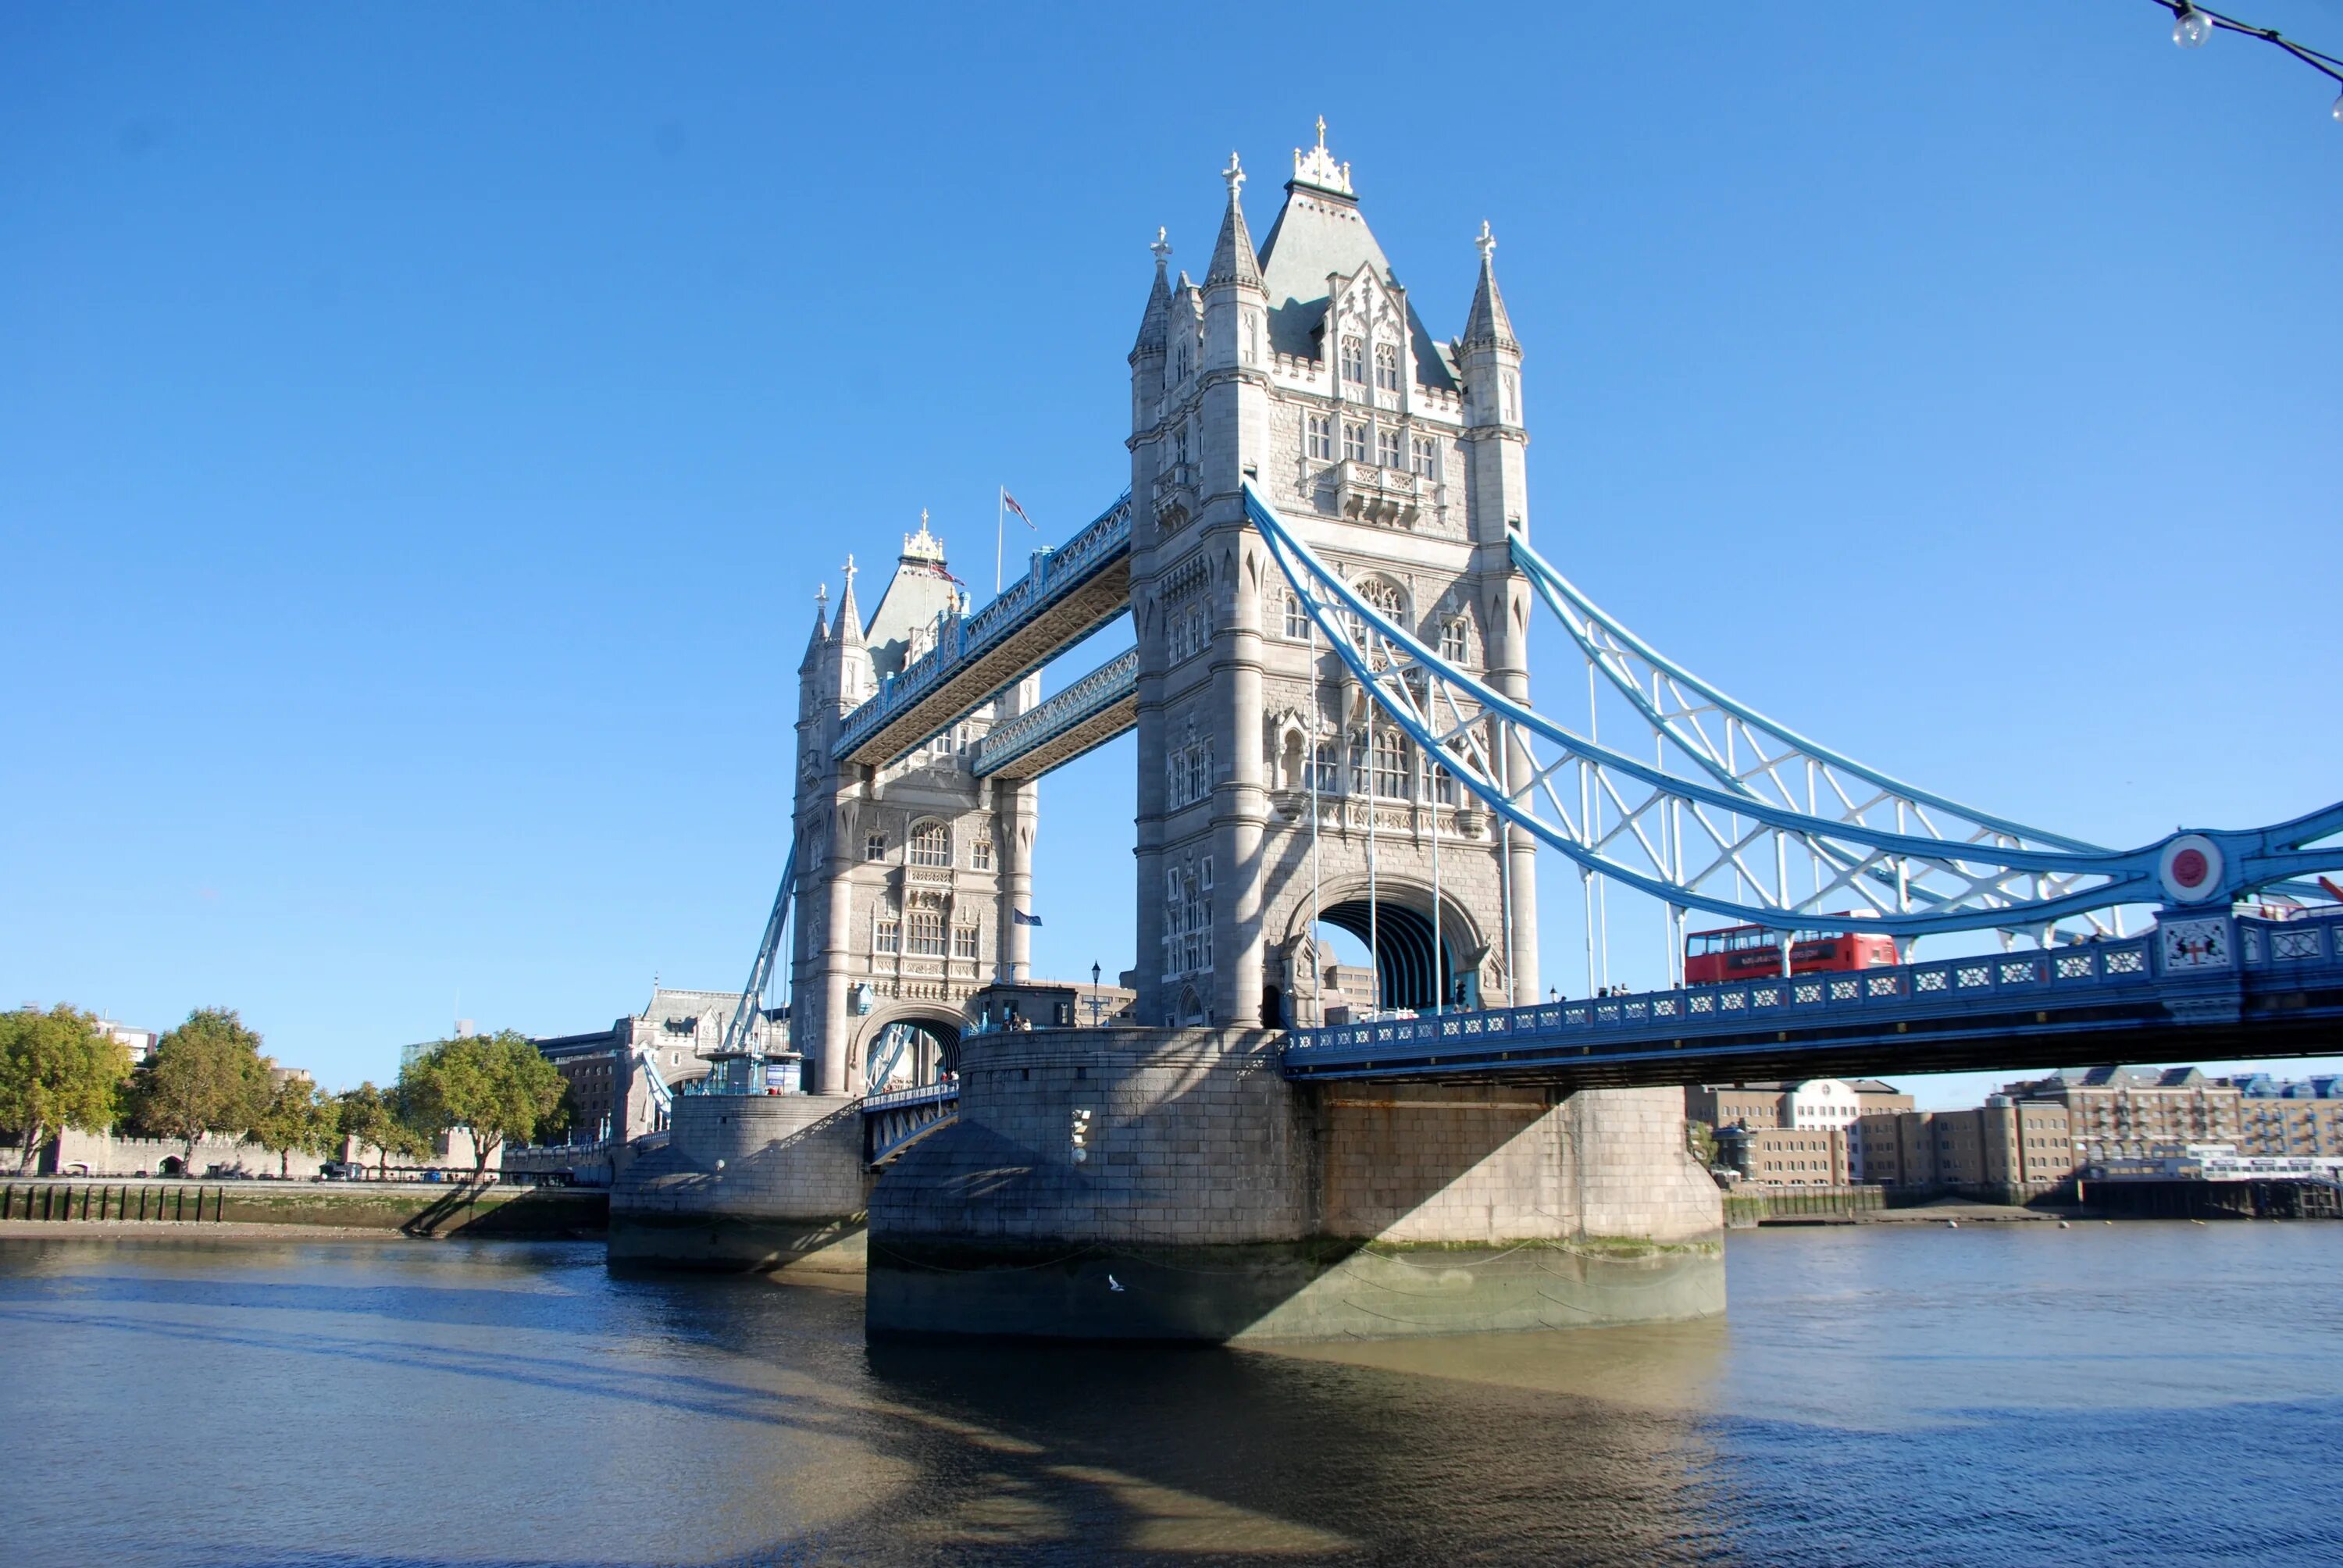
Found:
[1685,1118,1719,1171]
[336,1082,430,1178]
[250,1075,337,1178]
[0,1005,131,1173]
[128,1007,273,1174]
[398,1030,566,1182]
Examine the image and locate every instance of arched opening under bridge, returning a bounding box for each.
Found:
[858,1013,961,1093]
[1302,891,1483,1017]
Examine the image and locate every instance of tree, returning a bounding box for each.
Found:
[128,1007,272,1174]
[397,1030,566,1182]
[0,1005,130,1173]
[1685,1118,1719,1171]
[336,1082,430,1178]
[250,1075,336,1178]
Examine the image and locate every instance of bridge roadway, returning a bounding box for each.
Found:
[1278,906,2343,1092]
[838,493,1134,768]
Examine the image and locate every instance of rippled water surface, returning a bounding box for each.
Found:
[2,1224,2339,1565]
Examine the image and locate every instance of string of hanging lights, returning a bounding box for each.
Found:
[2152,2,2343,122]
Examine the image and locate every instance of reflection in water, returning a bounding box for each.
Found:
[1,1226,2339,1565]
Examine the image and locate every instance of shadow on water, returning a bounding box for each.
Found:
[0,1238,1740,1566]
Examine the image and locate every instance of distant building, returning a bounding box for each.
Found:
[1856,1097,2076,1198]
[1999,1065,2243,1165]
[93,1019,159,1064]
[2224,1074,2343,1158]
[529,987,781,1146]
[1714,1124,1850,1187]
[1686,1078,1912,1179]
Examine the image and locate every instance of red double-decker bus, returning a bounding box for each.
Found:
[1684,921,1899,985]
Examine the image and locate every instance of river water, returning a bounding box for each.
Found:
[2,1224,2338,1566]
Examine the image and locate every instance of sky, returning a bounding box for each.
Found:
[5,2,2339,1107]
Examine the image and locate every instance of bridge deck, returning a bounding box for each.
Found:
[1282,909,2343,1092]
[973,649,1138,780]
[839,494,1132,767]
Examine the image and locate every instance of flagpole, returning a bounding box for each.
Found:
[996,487,1004,595]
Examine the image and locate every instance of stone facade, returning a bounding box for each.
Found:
[790,524,1034,1096]
[1125,130,1538,1029]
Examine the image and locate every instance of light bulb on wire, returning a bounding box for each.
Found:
[2174,5,2216,49]
[2333,89,2343,123]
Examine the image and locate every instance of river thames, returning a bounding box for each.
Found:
[2,1224,2338,1566]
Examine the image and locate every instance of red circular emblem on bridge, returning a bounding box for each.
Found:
[2170,847,2209,889]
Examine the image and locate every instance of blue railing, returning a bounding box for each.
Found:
[838,492,1132,758]
[1282,907,2343,1075]
[861,1081,960,1114]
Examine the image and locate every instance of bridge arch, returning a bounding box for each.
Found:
[851,1004,963,1093]
[1281,876,1491,1020]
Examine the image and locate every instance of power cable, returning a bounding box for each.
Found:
[2153,2,2343,120]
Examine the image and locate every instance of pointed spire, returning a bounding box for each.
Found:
[1462,220,1517,351]
[1206,152,1261,289]
[799,585,830,673]
[833,554,865,647]
[1132,228,1172,357]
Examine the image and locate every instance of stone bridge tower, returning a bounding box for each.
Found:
[790,522,1040,1094]
[1128,127,1539,1029]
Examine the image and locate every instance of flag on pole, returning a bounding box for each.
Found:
[1013,909,1043,927]
[1002,490,1036,531]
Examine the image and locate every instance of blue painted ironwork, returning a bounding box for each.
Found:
[837,492,1133,762]
[719,842,797,1058]
[1282,907,2343,1087]
[861,1080,960,1167]
[1243,479,2343,939]
[972,648,1139,779]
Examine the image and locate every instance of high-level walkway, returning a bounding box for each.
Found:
[837,494,1133,768]
[1280,905,2343,1092]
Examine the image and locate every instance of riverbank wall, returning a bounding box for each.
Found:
[1724,1185,1887,1226]
[866,1025,1724,1342]
[0,1179,608,1236]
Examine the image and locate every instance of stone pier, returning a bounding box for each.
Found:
[865,1026,1723,1342]
[608,1094,872,1273]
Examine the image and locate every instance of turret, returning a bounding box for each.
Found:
[1459,222,1525,447]
[1130,229,1172,436]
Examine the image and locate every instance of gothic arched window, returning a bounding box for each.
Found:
[1347,578,1404,649]
[1280,590,1311,641]
[909,821,951,868]
[1374,341,1400,391]
[1340,335,1366,386]
[1439,615,1471,665]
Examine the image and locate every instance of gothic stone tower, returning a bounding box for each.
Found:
[790,521,1040,1094]
[1129,127,1539,1029]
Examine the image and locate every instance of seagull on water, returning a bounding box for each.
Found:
[1107,1274,1125,1292]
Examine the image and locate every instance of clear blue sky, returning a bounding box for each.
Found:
[6,2,2338,1107]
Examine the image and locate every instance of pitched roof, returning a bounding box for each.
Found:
[1254,151,1458,390]
[864,524,964,680]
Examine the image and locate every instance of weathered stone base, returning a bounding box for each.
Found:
[867,1235,1722,1342]
[606,1212,867,1274]
[865,1025,1726,1342]
[607,1092,873,1274]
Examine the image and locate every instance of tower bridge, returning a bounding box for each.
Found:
[612,127,2343,1342]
